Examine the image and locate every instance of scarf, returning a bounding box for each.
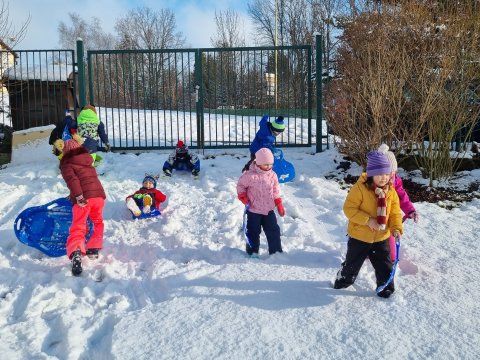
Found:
[374,185,388,230]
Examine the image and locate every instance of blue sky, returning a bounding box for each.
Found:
[8,0,253,50]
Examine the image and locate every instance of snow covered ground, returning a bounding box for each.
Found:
[0,137,479,360]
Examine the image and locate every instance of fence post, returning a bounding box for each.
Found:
[76,38,86,108]
[195,49,204,149]
[315,34,323,153]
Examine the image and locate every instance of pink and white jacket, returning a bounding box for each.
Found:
[237,164,281,215]
[392,174,416,216]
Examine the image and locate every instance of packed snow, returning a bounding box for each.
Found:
[0,134,479,360]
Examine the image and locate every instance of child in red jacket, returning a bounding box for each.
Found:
[125,175,167,217]
[59,140,106,276]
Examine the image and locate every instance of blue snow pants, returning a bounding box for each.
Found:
[245,210,282,255]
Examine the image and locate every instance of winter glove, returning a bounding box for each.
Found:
[72,133,84,145]
[75,195,88,207]
[409,211,419,223]
[126,197,141,216]
[53,139,64,152]
[392,229,401,238]
[105,143,111,152]
[142,194,152,214]
[274,198,285,217]
[238,193,249,205]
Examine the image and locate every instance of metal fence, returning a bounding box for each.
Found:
[0,49,76,130]
[0,37,328,158]
[87,45,314,150]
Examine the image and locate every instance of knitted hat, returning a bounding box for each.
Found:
[271,116,285,132]
[63,139,80,154]
[377,143,398,172]
[366,151,391,177]
[143,175,157,189]
[176,140,187,153]
[82,104,97,114]
[255,148,274,166]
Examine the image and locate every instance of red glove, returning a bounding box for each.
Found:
[275,198,285,217]
[238,193,249,205]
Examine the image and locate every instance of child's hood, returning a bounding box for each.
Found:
[77,109,100,125]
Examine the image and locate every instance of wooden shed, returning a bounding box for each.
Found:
[3,63,76,131]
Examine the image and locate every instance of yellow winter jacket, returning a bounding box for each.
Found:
[343,173,403,243]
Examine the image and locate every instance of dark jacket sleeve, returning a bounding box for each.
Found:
[98,121,109,144]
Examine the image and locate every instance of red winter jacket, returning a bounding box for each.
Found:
[60,147,106,203]
[125,188,167,209]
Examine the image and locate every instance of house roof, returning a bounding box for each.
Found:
[0,39,16,57]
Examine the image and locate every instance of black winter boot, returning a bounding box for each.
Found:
[333,268,355,289]
[86,248,100,260]
[71,249,83,276]
[377,282,395,298]
[377,288,393,298]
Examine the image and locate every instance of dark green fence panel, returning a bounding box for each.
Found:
[87,49,198,150]
[198,45,312,149]
[87,45,313,151]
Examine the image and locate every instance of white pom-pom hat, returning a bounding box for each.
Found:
[377,143,398,172]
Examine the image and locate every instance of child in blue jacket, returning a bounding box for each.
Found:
[242,115,285,172]
[162,140,200,177]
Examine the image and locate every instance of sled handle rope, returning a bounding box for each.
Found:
[242,204,253,248]
[376,235,401,294]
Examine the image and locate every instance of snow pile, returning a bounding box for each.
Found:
[0,139,479,359]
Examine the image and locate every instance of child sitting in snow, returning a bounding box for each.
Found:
[377,143,419,261]
[59,139,106,276]
[242,114,285,172]
[333,151,403,298]
[162,140,200,177]
[237,147,285,257]
[126,175,167,217]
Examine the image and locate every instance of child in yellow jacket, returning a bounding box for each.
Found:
[333,151,403,298]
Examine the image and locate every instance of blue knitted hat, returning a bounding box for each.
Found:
[271,116,285,132]
[143,175,157,189]
[366,151,391,177]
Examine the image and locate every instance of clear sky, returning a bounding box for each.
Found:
[8,0,254,50]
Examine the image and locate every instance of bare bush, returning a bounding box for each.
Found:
[327,2,480,184]
[0,0,30,48]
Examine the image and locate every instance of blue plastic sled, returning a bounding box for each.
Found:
[132,208,161,220]
[272,147,295,183]
[13,197,94,257]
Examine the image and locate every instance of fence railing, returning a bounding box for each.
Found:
[0,49,76,130]
[0,35,329,159]
[87,45,314,150]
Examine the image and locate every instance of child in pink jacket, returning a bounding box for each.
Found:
[378,144,419,261]
[237,147,286,257]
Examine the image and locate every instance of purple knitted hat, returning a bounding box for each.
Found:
[366,151,391,176]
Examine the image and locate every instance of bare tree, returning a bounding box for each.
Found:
[248,0,277,46]
[0,0,30,48]
[58,13,115,50]
[327,1,480,184]
[210,9,246,48]
[114,7,185,50]
[113,8,187,110]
